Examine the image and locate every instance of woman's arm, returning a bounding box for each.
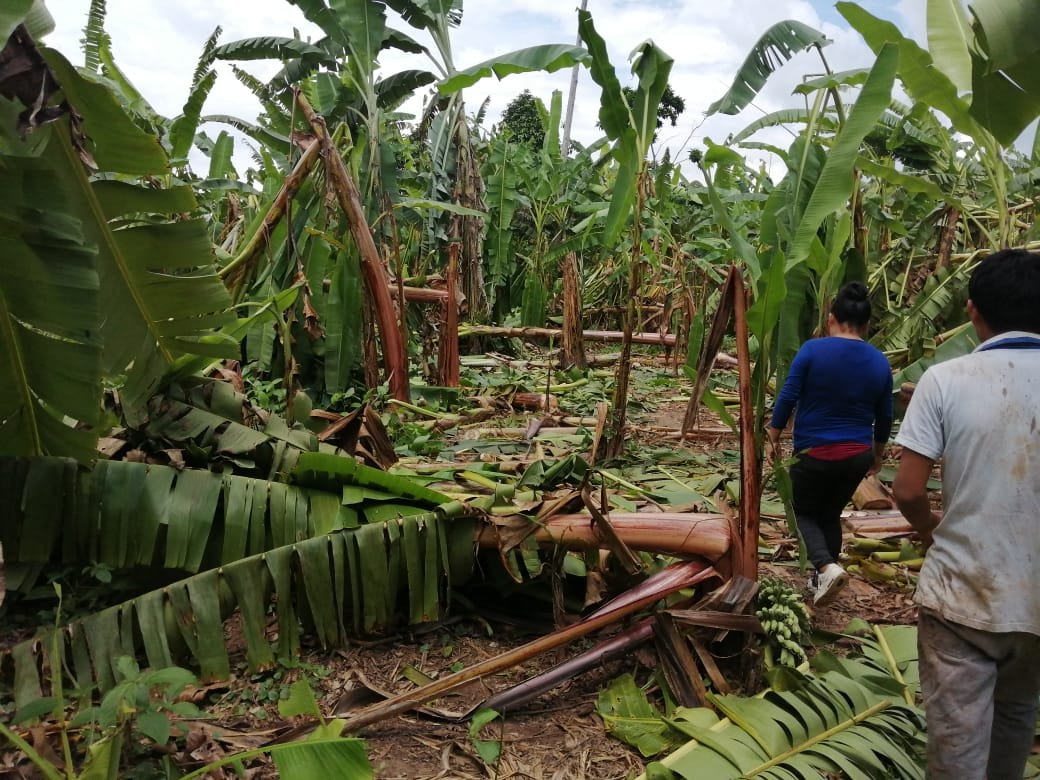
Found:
[766,346,810,461]
[769,346,810,433]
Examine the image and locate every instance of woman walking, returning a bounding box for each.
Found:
[767,282,893,605]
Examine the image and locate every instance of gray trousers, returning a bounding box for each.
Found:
[918,608,1040,780]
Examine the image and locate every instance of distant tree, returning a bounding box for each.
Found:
[655,85,686,129]
[501,89,546,147]
[617,83,686,142]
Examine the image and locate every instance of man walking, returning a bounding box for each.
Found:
[893,248,1040,779]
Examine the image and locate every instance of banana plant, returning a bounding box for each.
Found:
[480,91,604,324]
[418,0,590,318]
[0,22,237,454]
[571,8,673,458]
[838,0,1040,248]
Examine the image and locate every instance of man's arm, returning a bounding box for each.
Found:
[893,447,941,548]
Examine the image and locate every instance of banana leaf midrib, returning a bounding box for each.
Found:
[0,290,40,454]
[741,698,891,777]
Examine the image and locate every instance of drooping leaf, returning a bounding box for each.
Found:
[438,45,591,95]
[732,108,818,143]
[707,21,830,116]
[892,321,978,387]
[169,69,217,161]
[0,146,102,462]
[786,43,898,268]
[375,69,436,109]
[926,0,974,95]
[35,51,235,422]
[212,36,332,64]
[2,450,475,699]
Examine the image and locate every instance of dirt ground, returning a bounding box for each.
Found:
[187,550,916,780]
[0,360,926,779]
[185,385,921,780]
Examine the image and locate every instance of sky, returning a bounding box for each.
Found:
[43,0,927,178]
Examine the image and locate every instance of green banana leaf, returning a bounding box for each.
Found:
[437,44,591,94]
[875,260,975,358]
[339,0,388,67]
[926,0,974,95]
[707,21,829,116]
[732,108,823,144]
[34,50,237,423]
[625,626,925,778]
[0,0,33,41]
[856,156,952,202]
[786,43,898,269]
[482,134,524,297]
[966,0,1040,145]
[837,2,979,138]
[793,68,870,95]
[892,320,978,387]
[0,136,102,463]
[0,450,454,576]
[168,69,216,161]
[178,735,373,780]
[211,36,333,63]
[578,9,672,248]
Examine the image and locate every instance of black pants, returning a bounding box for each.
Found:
[789,450,873,570]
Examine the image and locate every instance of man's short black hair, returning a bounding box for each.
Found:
[969,249,1040,334]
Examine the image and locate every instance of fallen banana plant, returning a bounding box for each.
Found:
[477,512,731,560]
[3,507,475,708]
[332,560,720,734]
[0,453,451,583]
[479,582,760,716]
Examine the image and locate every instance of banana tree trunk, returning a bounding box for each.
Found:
[436,242,460,387]
[935,205,961,271]
[454,116,488,319]
[561,251,586,369]
[295,92,409,402]
[456,325,690,347]
[605,171,649,459]
[733,269,759,580]
[218,139,321,300]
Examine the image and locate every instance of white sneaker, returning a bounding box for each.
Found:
[813,564,849,606]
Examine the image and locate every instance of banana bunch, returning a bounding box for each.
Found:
[756,577,812,668]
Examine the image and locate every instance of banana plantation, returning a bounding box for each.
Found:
[1,0,1039,776]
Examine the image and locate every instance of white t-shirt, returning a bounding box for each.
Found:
[896,330,1040,635]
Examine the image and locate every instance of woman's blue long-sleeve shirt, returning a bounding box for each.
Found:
[769,337,893,452]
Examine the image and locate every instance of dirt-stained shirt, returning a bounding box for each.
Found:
[896,330,1040,636]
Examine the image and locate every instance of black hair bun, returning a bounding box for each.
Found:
[842,281,868,301]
